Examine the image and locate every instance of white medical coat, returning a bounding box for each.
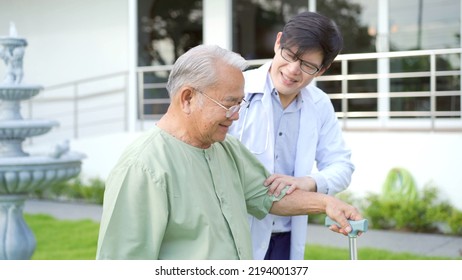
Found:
[229,62,354,260]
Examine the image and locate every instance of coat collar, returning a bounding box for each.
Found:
[244,61,272,95]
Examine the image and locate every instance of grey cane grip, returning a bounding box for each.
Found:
[324,216,368,237]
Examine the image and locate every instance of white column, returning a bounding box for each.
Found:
[203,0,232,50]
[127,0,138,132]
[460,0,462,123]
[377,0,390,126]
[308,0,316,12]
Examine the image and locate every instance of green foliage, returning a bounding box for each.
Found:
[447,209,462,235]
[361,193,396,229]
[308,167,462,236]
[363,168,462,236]
[31,177,105,205]
[381,167,418,203]
[308,213,327,225]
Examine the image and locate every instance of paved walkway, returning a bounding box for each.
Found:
[24,199,103,222]
[307,224,462,259]
[24,199,462,259]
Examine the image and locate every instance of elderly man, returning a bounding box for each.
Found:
[96,44,361,260]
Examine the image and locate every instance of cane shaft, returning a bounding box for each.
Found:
[349,237,358,260]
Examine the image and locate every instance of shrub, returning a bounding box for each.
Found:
[381,167,418,203]
[312,167,462,236]
[447,210,462,235]
[31,177,105,205]
[362,168,462,236]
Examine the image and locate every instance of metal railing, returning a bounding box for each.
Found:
[25,71,129,144]
[138,48,462,132]
[317,48,462,131]
[25,48,462,144]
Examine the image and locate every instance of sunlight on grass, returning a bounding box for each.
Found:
[25,214,99,260]
[304,245,458,260]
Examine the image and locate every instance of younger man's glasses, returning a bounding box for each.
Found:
[280,47,322,75]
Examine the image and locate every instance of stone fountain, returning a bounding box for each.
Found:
[0,23,84,259]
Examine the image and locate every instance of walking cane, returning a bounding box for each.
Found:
[325,217,368,260]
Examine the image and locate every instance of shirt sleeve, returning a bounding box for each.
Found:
[312,95,355,195]
[224,135,286,220]
[96,161,168,259]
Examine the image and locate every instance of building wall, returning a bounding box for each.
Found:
[0,0,129,86]
[345,131,462,209]
[0,0,135,143]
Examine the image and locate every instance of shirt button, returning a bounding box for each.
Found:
[278,132,283,136]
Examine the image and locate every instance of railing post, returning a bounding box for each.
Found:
[137,70,145,131]
[73,83,79,139]
[430,53,436,130]
[124,74,129,132]
[377,56,390,128]
[341,59,348,129]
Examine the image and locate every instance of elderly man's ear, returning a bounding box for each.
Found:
[178,87,195,115]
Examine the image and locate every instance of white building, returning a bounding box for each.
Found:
[1,0,461,208]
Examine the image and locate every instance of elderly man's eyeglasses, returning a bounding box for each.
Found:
[280,47,322,75]
[195,89,247,118]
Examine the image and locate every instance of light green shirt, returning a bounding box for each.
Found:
[96,126,283,260]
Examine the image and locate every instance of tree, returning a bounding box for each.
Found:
[317,0,375,54]
[140,0,203,66]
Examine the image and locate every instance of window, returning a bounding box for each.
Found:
[389,0,460,51]
[137,0,203,118]
[138,0,203,66]
[316,0,378,117]
[232,0,308,60]
[317,0,461,126]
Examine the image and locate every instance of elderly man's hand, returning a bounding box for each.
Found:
[324,196,363,236]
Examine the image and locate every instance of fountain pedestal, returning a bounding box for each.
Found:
[0,194,35,259]
[0,23,84,259]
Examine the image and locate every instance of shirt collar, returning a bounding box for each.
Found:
[267,75,303,111]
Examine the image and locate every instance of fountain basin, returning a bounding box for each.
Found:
[0,153,85,194]
[0,37,27,47]
[0,84,43,100]
[0,120,59,138]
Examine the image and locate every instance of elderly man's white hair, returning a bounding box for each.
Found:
[166,45,248,97]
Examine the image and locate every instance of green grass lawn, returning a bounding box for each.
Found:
[304,245,456,260]
[25,214,460,260]
[25,214,99,260]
